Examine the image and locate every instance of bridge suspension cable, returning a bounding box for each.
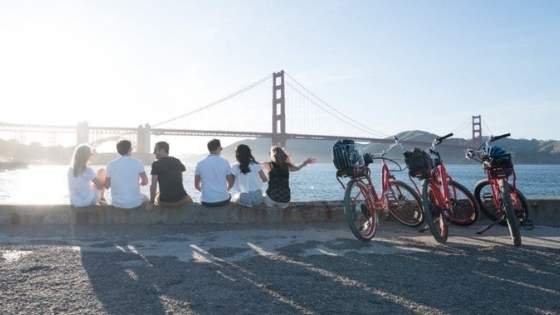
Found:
[482,118,494,136]
[151,74,271,128]
[446,118,472,140]
[286,81,384,138]
[285,72,388,138]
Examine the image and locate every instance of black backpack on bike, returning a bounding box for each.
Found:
[333,140,363,175]
[403,148,433,179]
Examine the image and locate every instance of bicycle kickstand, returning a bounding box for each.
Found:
[476,217,503,235]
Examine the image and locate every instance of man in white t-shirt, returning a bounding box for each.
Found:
[195,139,234,207]
[105,140,149,209]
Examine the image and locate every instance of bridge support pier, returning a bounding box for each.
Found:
[137,124,151,154]
[472,115,482,146]
[77,121,89,145]
[272,70,287,148]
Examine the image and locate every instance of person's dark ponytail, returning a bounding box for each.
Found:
[236,144,258,174]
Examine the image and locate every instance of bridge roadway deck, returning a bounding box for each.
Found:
[1,221,559,314]
[0,122,470,148]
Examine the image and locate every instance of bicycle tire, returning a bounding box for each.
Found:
[474,179,530,226]
[422,180,448,243]
[447,180,479,226]
[387,180,424,227]
[343,179,377,241]
[499,180,522,246]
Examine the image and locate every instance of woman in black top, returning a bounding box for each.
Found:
[263,146,315,208]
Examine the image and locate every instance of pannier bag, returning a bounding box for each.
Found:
[403,148,433,179]
[333,139,363,175]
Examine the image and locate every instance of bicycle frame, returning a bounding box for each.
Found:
[424,133,456,212]
[485,164,522,213]
[427,163,454,211]
[337,158,398,213]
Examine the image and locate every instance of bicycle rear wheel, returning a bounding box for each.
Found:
[422,180,448,243]
[474,179,530,227]
[499,180,522,246]
[387,180,423,227]
[343,179,377,241]
[447,180,479,226]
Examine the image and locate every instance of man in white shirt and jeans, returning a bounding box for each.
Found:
[105,140,149,209]
[195,139,234,207]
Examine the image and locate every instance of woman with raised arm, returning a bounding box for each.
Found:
[231,144,268,207]
[67,144,106,207]
[263,146,315,209]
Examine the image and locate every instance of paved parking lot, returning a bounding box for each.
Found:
[1,222,560,314]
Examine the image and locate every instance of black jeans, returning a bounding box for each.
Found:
[201,196,231,208]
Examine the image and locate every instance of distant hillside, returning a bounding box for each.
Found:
[192,131,560,165]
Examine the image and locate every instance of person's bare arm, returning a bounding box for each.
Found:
[92,168,106,190]
[195,175,202,192]
[92,178,104,190]
[139,172,149,186]
[150,175,158,203]
[259,170,268,183]
[289,158,316,172]
[261,162,271,173]
[226,174,234,191]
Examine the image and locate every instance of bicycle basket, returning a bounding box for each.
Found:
[333,139,363,176]
[484,146,513,177]
[403,148,433,179]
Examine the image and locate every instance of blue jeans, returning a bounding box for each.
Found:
[237,190,264,207]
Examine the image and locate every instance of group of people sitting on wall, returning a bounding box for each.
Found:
[67,138,315,209]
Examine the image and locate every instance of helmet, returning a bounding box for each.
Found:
[484,145,508,158]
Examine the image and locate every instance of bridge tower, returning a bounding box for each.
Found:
[472,115,482,142]
[77,121,89,145]
[136,124,152,154]
[272,70,287,147]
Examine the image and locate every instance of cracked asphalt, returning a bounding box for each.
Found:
[1,222,560,315]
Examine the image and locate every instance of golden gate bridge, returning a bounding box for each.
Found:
[0,71,482,152]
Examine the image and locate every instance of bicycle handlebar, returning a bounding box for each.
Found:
[436,133,454,143]
[490,133,510,143]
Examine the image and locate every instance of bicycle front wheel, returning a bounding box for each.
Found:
[422,180,448,243]
[343,179,377,241]
[387,180,423,227]
[499,180,522,246]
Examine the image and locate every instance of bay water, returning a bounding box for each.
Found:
[1,163,559,205]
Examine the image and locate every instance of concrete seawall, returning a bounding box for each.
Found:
[0,199,558,226]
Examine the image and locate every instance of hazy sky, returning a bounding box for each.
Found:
[1,0,559,153]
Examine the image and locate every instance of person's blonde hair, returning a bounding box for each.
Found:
[71,145,92,177]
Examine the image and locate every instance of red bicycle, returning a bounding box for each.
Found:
[405,133,479,243]
[466,133,530,246]
[336,139,424,241]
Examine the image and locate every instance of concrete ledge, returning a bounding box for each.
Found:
[0,201,344,225]
[0,199,558,226]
